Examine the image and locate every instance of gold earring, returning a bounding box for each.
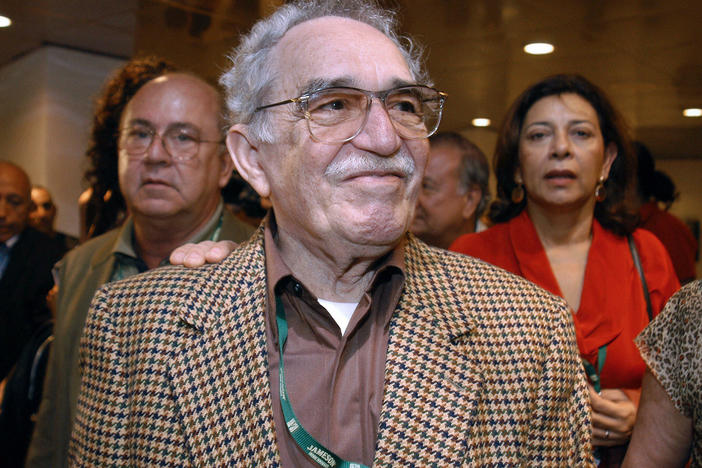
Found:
[595,176,607,202]
[511,184,525,203]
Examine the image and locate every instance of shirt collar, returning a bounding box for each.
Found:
[3,232,20,249]
[112,201,226,265]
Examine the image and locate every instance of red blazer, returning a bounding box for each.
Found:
[450,210,680,390]
[639,201,698,284]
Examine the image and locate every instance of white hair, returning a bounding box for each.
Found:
[219,0,429,143]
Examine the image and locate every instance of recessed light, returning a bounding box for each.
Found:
[0,15,11,28]
[472,118,491,127]
[524,42,554,55]
[683,108,702,117]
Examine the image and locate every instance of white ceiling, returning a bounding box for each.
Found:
[1,0,701,159]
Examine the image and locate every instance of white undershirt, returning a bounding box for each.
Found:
[317,298,358,335]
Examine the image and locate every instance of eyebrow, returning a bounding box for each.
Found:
[524,119,596,128]
[298,76,419,96]
[123,119,200,133]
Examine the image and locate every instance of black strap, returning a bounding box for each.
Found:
[627,235,653,322]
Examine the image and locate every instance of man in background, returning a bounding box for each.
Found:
[0,162,63,382]
[29,185,78,251]
[27,60,254,468]
[411,131,490,249]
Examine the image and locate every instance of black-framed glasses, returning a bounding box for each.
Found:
[255,85,447,144]
[119,124,223,162]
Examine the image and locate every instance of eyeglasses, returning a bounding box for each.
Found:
[255,85,447,144]
[119,124,223,162]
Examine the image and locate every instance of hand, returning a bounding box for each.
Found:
[169,240,238,267]
[589,385,637,447]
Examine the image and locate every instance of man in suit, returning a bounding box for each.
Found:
[411,131,491,249]
[29,185,79,252]
[0,162,63,382]
[69,1,593,466]
[27,62,255,468]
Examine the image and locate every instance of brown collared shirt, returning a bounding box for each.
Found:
[263,219,406,467]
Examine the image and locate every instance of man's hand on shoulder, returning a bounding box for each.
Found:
[169,240,238,267]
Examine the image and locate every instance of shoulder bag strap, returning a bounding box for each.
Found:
[628,234,653,322]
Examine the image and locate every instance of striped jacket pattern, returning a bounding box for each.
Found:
[69,228,593,466]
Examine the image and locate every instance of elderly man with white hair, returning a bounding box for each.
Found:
[69,1,592,466]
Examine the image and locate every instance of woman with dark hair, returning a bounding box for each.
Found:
[80,56,179,241]
[450,74,680,465]
[635,141,698,285]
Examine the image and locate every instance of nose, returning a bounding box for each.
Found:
[551,130,572,159]
[143,133,172,164]
[351,99,402,157]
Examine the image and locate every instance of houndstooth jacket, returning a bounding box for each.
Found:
[69,228,593,467]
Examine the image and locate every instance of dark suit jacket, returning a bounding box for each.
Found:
[0,227,63,380]
[69,229,593,466]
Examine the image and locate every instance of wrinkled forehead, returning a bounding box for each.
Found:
[269,16,414,98]
[122,74,221,131]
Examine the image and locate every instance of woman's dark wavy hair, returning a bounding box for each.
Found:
[489,73,639,236]
[83,56,178,239]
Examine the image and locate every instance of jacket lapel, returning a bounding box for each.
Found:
[375,236,483,466]
[169,231,280,466]
[88,233,119,288]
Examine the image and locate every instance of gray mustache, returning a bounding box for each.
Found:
[325,152,415,178]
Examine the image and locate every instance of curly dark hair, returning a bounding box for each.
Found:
[83,56,179,239]
[489,73,638,236]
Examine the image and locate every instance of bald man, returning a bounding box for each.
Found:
[29,186,78,252]
[0,161,63,381]
[27,65,254,468]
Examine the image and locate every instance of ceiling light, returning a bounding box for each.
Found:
[683,108,702,117]
[472,118,491,127]
[524,42,554,55]
[0,15,11,28]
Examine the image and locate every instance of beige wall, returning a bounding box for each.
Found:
[0,46,124,237]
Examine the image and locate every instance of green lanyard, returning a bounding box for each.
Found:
[582,345,607,393]
[275,295,368,468]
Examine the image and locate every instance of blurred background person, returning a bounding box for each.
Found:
[0,162,63,382]
[635,141,698,285]
[221,170,269,227]
[29,185,78,251]
[27,59,254,468]
[450,74,680,466]
[0,161,63,467]
[411,131,490,249]
[624,279,702,467]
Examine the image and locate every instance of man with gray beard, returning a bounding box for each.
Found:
[70,1,592,466]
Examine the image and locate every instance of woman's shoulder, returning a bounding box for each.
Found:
[631,226,668,250]
[630,227,681,303]
[450,221,511,255]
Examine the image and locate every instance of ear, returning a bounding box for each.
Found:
[216,144,236,189]
[601,142,618,179]
[462,187,481,220]
[226,124,271,198]
[514,167,524,185]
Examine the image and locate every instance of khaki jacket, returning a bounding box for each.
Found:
[26,209,254,468]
